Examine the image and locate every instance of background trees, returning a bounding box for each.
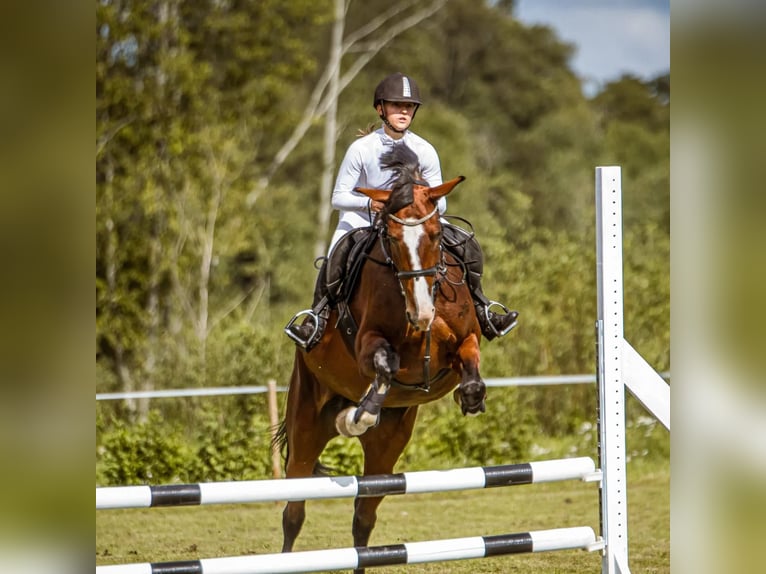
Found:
[96,0,669,477]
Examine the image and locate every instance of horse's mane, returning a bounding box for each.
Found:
[379,144,422,214]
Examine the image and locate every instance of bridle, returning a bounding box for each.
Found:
[374,204,445,290]
[369,202,446,388]
[387,205,437,226]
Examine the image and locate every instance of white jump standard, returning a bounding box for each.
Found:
[595,166,670,574]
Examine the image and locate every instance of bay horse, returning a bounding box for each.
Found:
[279,144,486,573]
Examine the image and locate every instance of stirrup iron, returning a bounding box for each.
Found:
[484,300,518,337]
[284,309,321,348]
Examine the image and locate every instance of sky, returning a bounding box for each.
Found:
[515,0,670,96]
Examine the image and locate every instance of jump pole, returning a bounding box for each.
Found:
[96,526,599,574]
[97,457,599,510]
[595,166,671,574]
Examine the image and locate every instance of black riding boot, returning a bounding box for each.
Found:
[442,223,519,341]
[470,280,520,341]
[284,258,330,351]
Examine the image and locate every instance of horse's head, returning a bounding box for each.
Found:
[355,144,464,331]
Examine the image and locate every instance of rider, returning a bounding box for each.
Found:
[285,72,518,350]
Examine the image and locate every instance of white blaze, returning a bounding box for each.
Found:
[402,224,434,324]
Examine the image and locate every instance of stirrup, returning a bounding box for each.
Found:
[284,309,321,348]
[484,300,518,338]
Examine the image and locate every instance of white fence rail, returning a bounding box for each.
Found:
[96,373,670,401]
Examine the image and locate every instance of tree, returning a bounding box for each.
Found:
[97,0,329,408]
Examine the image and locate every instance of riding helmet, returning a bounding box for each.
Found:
[373,73,422,108]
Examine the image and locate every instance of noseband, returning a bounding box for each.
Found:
[377,205,444,282]
[387,205,438,226]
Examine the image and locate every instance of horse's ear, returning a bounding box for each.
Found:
[355,187,392,203]
[428,176,465,200]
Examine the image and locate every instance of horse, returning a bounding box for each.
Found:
[278,144,486,573]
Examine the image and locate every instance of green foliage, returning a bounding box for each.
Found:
[97,399,278,485]
[95,387,535,483]
[192,400,274,481]
[400,388,536,470]
[319,436,365,476]
[204,320,292,388]
[97,411,199,485]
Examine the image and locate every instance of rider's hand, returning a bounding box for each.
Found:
[370,200,385,212]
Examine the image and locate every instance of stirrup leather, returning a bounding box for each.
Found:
[483,300,518,338]
[284,309,321,348]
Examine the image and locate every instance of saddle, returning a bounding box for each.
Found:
[322,227,378,355]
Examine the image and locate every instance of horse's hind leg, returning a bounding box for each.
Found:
[352,406,418,573]
[281,357,341,552]
[281,403,339,551]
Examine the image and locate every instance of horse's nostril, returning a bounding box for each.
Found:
[406,312,420,330]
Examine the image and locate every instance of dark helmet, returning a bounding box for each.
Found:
[373,73,422,108]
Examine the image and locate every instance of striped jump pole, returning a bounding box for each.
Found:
[96,526,602,574]
[97,456,599,510]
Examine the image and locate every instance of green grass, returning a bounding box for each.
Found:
[96,456,668,573]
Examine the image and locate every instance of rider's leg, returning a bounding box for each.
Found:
[442,223,519,341]
[284,228,360,351]
[284,257,330,351]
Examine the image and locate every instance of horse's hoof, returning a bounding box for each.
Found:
[457,381,486,416]
[461,402,485,416]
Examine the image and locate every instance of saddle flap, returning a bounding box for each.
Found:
[323,227,377,306]
[335,301,359,357]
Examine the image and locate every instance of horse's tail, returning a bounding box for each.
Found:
[271,419,288,463]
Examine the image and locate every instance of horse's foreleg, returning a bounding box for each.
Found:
[336,378,390,436]
[337,336,400,437]
[351,407,419,574]
[453,333,486,415]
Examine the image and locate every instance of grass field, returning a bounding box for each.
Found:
[96,456,668,573]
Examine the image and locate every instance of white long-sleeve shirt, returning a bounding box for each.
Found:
[328,127,446,253]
